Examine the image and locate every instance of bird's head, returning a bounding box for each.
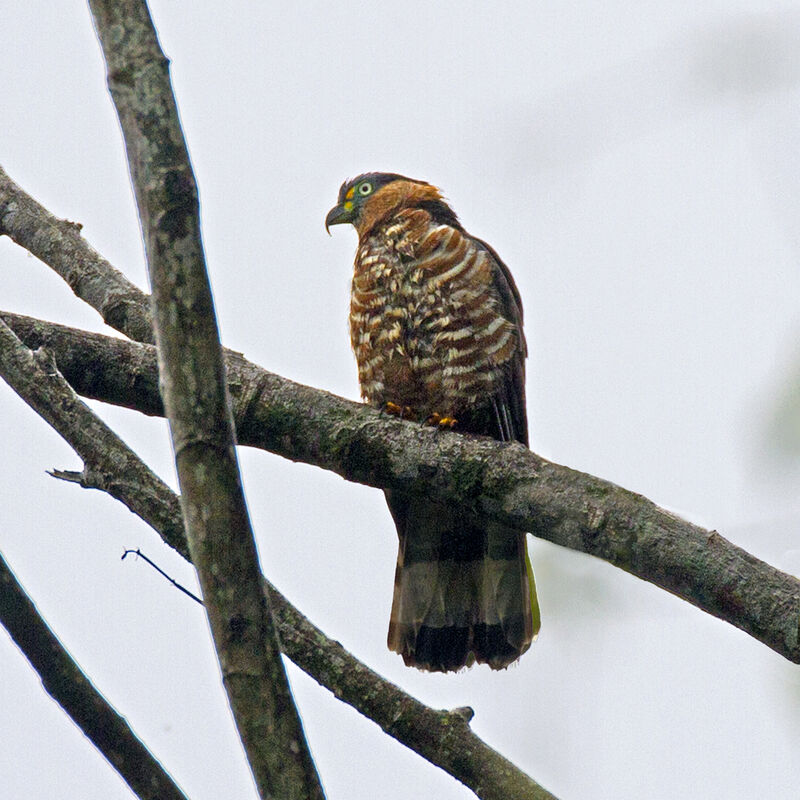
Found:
[325,172,460,237]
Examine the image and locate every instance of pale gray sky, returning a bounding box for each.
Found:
[2,2,800,799]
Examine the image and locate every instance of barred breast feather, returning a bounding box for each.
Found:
[350,205,522,439]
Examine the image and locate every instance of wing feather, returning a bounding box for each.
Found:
[469,235,528,446]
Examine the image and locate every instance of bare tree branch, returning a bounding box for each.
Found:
[0,314,557,800]
[0,165,153,343]
[0,321,187,800]
[0,312,164,413]
[4,308,799,665]
[0,314,181,548]
[0,552,189,800]
[86,2,325,798]
[266,585,557,800]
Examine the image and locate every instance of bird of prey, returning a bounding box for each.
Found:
[326,173,539,671]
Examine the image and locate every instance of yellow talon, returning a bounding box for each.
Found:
[385,402,414,419]
[426,412,458,429]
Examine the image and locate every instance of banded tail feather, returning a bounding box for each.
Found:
[386,489,540,671]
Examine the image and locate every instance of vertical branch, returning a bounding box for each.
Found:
[87,2,325,798]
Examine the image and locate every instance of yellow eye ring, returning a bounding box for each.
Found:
[358,182,373,196]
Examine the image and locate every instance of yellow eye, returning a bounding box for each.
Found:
[358,182,373,196]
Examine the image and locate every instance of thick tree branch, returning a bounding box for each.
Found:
[0,314,556,800]
[4,309,799,665]
[0,321,186,800]
[87,2,324,798]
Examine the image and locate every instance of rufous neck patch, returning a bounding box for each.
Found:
[356,180,444,239]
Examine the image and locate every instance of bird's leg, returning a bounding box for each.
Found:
[384,401,414,419]
[425,412,458,429]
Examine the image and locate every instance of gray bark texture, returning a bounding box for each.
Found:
[0,165,153,342]
[0,553,188,800]
[87,1,325,798]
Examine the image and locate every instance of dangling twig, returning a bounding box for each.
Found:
[121,548,203,605]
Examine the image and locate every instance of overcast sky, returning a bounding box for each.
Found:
[2,2,800,799]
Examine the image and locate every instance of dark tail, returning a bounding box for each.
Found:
[385,490,539,672]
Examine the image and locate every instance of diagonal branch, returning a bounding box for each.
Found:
[87,2,324,798]
[0,164,153,343]
[0,319,188,799]
[4,309,799,665]
[0,313,556,800]
[0,550,189,800]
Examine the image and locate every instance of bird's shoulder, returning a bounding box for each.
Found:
[360,207,469,264]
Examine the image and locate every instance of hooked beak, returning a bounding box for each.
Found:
[325,203,352,235]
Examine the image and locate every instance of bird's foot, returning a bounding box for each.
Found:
[426,412,458,429]
[384,401,414,419]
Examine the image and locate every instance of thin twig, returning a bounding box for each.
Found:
[121,544,552,800]
[122,548,203,605]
